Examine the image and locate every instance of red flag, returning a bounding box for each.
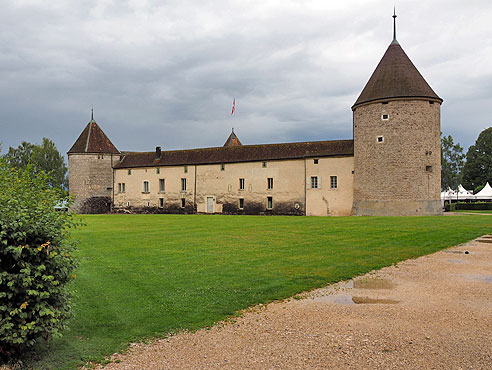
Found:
[231,98,235,115]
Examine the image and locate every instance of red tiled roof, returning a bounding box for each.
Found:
[114,139,354,169]
[68,120,119,154]
[353,43,442,109]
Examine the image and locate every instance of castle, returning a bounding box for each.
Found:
[68,14,442,216]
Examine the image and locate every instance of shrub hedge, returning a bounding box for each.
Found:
[0,160,78,359]
[444,201,492,211]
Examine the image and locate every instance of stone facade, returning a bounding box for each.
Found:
[352,99,441,216]
[68,153,120,213]
[112,156,354,216]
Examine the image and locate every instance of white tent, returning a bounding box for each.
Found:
[457,185,475,200]
[475,182,492,200]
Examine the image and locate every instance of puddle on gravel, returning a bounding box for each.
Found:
[448,259,467,264]
[466,275,492,283]
[314,295,399,305]
[353,277,395,290]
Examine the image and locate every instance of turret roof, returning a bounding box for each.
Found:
[68,119,119,154]
[223,129,242,147]
[352,42,442,109]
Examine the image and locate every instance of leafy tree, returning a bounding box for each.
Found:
[441,133,465,190]
[4,138,68,190]
[0,159,78,360]
[462,127,492,192]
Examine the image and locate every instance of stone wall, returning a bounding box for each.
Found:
[352,99,442,216]
[68,153,119,213]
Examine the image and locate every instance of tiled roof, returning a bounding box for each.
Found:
[353,43,442,109]
[223,130,242,146]
[114,139,354,169]
[68,120,119,154]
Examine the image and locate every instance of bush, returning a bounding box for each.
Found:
[455,202,492,210]
[0,160,78,359]
[444,203,456,212]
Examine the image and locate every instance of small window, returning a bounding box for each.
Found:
[313,159,319,164]
[159,198,164,208]
[126,201,130,207]
[239,178,245,190]
[181,178,187,192]
[239,198,244,209]
[382,102,388,105]
[221,163,225,171]
[267,177,274,190]
[156,168,160,174]
[330,176,338,189]
[159,179,165,192]
[267,196,273,210]
[426,165,433,173]
[311,176,319,189]
[262,161,267,168]
[146,201,150,207]
[181,198,185,208]
[128,169,132,175]
[382,114,389,120]
[429,101,434,105]
[377,136,384,143]
[143,181,149,193]
[184,166,188,173]
[118,183,122,193]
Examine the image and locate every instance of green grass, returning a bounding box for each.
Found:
[27,214,492,369]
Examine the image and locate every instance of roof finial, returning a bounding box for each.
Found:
[391,6,399,45]
[232,127,234,133]
[91,107,94,121]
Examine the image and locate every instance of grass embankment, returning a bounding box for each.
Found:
[29,214,491,369]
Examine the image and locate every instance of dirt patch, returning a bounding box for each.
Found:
[90,235,492,370]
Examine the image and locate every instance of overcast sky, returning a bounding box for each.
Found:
[1,0,491,156]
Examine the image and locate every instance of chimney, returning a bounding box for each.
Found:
[155,146,162,159]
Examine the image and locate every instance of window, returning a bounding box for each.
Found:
[143,181,149,193]
[156,168,160,174]
[382,102,388,105]
[330,176,338,189]
[126,201,130,207]
[181,178,187,192]
[118,183,126,193]
[184,166,188,173]
[181,198,186,208]
[267,196,273,209]
[267,177,274,190]
[221,163,225,171]
[118,183,122,193]
[128,169,132,175]
[239,198,244,209]
[426,165,433,173]
[146,201,150,207]
[159,198,164,208]
[313,159,319,164]
[377,136,384,143]
[311,176,319,189]
[382,113,389,120]
[159,179,165,192]
[239,178,245,190]
[262,161,267,168]
[429,101,434,105]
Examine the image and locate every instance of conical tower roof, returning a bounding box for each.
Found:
[223,129,242,147]
[68,115,119,154]
[352,12,442,109]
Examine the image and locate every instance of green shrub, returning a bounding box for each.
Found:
[455,202,492,210]
[444,203,456,212]
[0,160,78,359]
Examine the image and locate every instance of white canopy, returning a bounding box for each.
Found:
[475,182,492,200]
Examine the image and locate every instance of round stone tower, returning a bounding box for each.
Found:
[68,112,120,213]
[352,13,443,216]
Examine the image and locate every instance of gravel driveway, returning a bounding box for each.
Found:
[94,236,492,369]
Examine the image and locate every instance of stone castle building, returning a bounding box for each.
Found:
[68,15,442,216]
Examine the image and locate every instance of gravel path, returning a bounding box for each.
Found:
[93,236,492,369]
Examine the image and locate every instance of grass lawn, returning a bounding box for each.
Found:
[27,214,492,369]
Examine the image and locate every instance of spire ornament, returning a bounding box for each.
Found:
[391,7,399,45]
